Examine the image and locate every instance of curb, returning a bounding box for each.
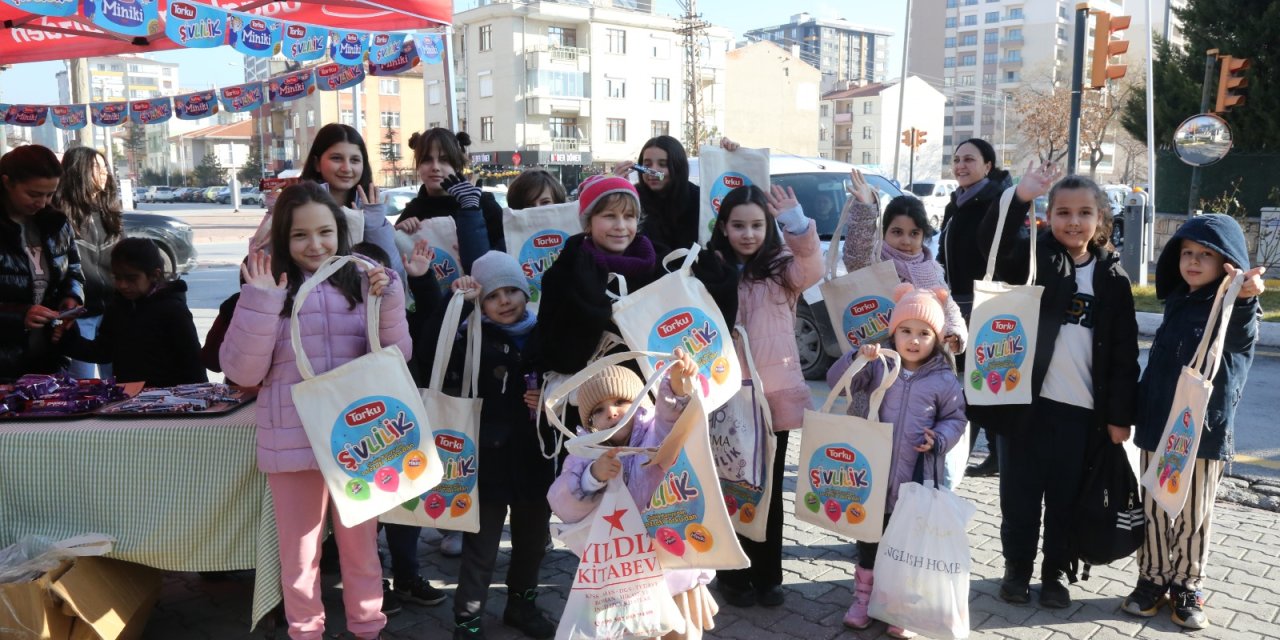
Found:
[1136,311,1280,347]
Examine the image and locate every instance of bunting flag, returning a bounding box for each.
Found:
[130,98,172,125]
[283,22,328,62]
[0,0,78,17]
[228,12,282,58]
[90,102,129,127]
[369,40,421,76]
[329,30,369,66]
[315,63,366,92]
[165,1,228,48]
[4,104,49,127]
[268,70,316,103]
[415,33,444,65]
[174,89,219,120]
[368,32,407,65]
[50,105,89,130]
[87,0,162,39]
[219,81,265,113]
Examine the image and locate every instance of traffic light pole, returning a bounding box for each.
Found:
[1067,3,1089,176]
[1187,50,1219,216]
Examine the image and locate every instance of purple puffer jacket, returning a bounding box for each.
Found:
[220,269,411,474]
[825,349,967,512]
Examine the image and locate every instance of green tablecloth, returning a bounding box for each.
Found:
[0,409,280,630]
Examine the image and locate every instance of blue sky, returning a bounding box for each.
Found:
[0,0,907,104]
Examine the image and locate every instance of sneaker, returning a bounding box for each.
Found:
[715,579,756,608]
[1121,579,1168,617]
[887,626,917,639]
[503,589,556,639]
[756,585,785,607]
[393,575,447,606]
[380,580,403,615]
[1170,586,1209,630]
[999,565,1031,605]
[843,566,874,630]
[441,531,464,557]
[454,616,486,640]
[1039,576,1071,609]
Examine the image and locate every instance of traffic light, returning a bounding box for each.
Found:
[915,130,927,147]
[1215,55,1250,113]
[901,128,915,147]
[1089,11,1130,89]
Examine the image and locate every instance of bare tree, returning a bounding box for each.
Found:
[1011,78,1134,179]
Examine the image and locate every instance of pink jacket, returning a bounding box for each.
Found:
[220,271,411,474]
[736,220,825,430]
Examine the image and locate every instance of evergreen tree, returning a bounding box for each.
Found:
[193,152,228,186]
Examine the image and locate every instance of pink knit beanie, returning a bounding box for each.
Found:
[888,283,948,337]
[577,174,641,229]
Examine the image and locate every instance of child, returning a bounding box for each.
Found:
[419,252,557,640]
[1122,214,1264,629]
[705,184,823,607]
[878,195,966,354]
[395,128,501,265]
[827,285,967,639]
[972,168,1141,609]
[506,169,567,210]
[220,182,409,640]
[546,349,719,640]
[60,238,206,387]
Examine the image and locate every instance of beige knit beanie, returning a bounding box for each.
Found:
[577,365,645,428]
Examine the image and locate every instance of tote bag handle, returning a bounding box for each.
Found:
[290,254,381,380]
[1190,270,1245,381]
[428,290,482,397]
[982,187,1036,285]
[820,351,901,416]
[825,193,883,281]
[605,246,698,302]
[541,349,677,458]
[733,324,773,429]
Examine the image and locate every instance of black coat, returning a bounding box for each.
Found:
[0,208,85,380]
[396,187,506,254]
[967,192,1140,439]
[938,169,1013,303]
[639,183,702,251]
[72,213,120,317]
[60,279,207,387]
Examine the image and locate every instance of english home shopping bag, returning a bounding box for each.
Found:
[555,478,685,640]
[291,255,444,527]
[697,145,770,246]
[965,188,1041,406]
[611,246,742,413]
[381,291,483,532]
[710,326,776,542]
[394,216,463,286]
[502,202,578,312]
[795,352,898,542]
[1141,271,1245,517]
[820,196,901,352]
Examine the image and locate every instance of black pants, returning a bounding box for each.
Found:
[997,398,1091,577]
[855,513,896,570]
[384,523,422,583]
[718,429,790,590]
[453,492,551,619]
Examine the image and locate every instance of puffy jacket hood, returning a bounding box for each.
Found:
[1155,213,1250,299]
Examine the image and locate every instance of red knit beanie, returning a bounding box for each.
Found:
[577,174,640,229]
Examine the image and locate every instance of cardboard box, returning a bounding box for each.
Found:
[0,556,161,640]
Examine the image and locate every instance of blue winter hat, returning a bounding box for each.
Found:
[1155,213,1250,299]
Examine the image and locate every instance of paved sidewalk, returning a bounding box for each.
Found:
[141,436,1280,640]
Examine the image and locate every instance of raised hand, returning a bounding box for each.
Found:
[365,265,389,297]
[451,275,481,302]
[848,168,875,204]
[403,239,433,278]
[395,217,423,235]
[442,174,482,209]
[611,160,635,178]
[241,250,286,291]
[668,347,698,398]
[858,343,882,361]
[1225,263,1267,298]
[1014,160,1062,203]
[355,184,381,209]
[764,184,799,216]
[719,137,741,152]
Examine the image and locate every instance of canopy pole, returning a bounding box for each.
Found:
[442,26,459,133]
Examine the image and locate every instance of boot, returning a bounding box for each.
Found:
[999,560,1031,604]
[967,430,999,477]
[453,616,485,640]
[843,565,874,629]
[1039,562,1071,609]
[503,589,556,639]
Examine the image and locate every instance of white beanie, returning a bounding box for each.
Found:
[470,250,530,299]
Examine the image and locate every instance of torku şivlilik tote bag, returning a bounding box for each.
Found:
[820,195,901,352]
[696,145,770,246]
[394,216,464,287]
[795,352,898,542]
[501,202,579,312]
[381,290,483,532]
[290,255,444,527]
[1141,270,1245,517]
[543,351,749,572]
[610,246,742,414]
[709,325,777,543]
[965,187,1042,406]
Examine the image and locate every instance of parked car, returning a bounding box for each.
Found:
[132,187,148,202]
[202,186,221,203]
[383,186,418,219]
[241,186,264,206]
[143,186,176,203]
[214,187,232,203]
[905,179,957,229]
[1103,184,1131,247]
[121,211,197,275]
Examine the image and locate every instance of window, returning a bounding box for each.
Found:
[479,25,492,52]
[959,74,974,86]
[943,76,956,87]
[379,79,399,95]
[606,77,626,98]
[981,113,994,126]
[162,68,171,76]
[340,110,354,125]
[983,72,997,85]
[607,28,627,54]
[984,53,998,65]
[957,113,974,126]
[428,81,441,105]
[958,93,974,106]
[1008,7,1023,19]
[944,37,956,48]
[946,0,956,6]
[1059,5,1068,19]
[863,101,873,114]
[481,116,493,142]
[547,26,577,48]
[862,126,872,140]
[1006,49,1022,62]
[985,31,999,44]
[549,116,577,139]
[607,118,626,142]
[307,110,315,126]
[964,0,976,5]
[985,11,999,23]
[1005,71,1019,81]
[651,120,669,137]
[820,104,829,117]
[961,54,976,66]
[961,34,977,46]
[129,64,141,72]
[819,127,828,141]
[1006,27,1022,41]
[944,56,956,68]
[1057,26,1067,41]
[862,151,873,163]
[945,17,956,28]
[651,37,670,59]
[652,77,669,102]
[379,111,400,128]
[963,15,977,26]
[478,71,493,98]
[429,121,441,129]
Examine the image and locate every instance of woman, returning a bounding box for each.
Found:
[395,128,504,256]
[55,146,122,380]
[611,135,739,250]
[0,145,84,380]
[936,137,1012,477]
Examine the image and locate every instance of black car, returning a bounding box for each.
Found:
[122,211,197,275]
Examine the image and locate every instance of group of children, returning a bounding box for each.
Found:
[0,128,1265,640]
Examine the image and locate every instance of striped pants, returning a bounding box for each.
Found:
[1137,450,1225,591]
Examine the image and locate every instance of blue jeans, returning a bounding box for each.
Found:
[66,315,112,380]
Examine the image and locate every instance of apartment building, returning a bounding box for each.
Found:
[724,41,820,157]
[745,13,891,94]
[818,76,945,182]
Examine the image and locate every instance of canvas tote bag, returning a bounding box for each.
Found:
[965,188,1042,406]
[394,216,463,286]
[502,202,579,312]
[1141,270,1244,517]
[291,255,444,527]
[697,145,770,246]
[380,291,483,531]
[819,196,901,352]
[610,247,742,412]
[710,326,777,542]
[795,352,899,542]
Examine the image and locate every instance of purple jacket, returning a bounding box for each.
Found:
[826,350,967,512]
[220,270,411,474]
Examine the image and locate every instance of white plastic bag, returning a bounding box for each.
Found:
[0,534,114,584]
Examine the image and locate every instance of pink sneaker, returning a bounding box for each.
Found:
[887,625,917,639]
[843,566,874,629]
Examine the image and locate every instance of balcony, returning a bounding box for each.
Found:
[527,138,590,152]
[1001,58,1024,68]
[525,46,590,72]
[834,112,853,124]
[1002,36,1024,45]
[526,96,590,117]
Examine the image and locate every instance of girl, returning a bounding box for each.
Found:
[395,128,503,263]
[506,169,567,210]
[421,254,557,640]
[220,182,409,640]
[611,136,739,250]
[547,349,718,640]
[55,146,121,380]
[0,144,83,380]
[705,184,823,608]
[973,167,1140,609]
[878,195,966,355]
[60,238,206,387]
[826,285,967,639]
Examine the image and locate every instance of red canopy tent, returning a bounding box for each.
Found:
[0,0,451,65]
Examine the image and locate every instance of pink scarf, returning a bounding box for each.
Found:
[880,242,947,289]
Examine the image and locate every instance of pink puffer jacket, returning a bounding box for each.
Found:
[220,271,411,474]
[736,220,825,430]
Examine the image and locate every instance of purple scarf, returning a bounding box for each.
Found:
[880,242,947,289]
[954,177,990,207]
[581,235,658,280]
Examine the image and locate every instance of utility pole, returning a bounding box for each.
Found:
[1067,3,1089,175]
[1187,50,1218,215]
[68,58,92,148]
[676,0,708,155]
[891,0,913,184]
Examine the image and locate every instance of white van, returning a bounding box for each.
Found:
[905,179,957,229]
